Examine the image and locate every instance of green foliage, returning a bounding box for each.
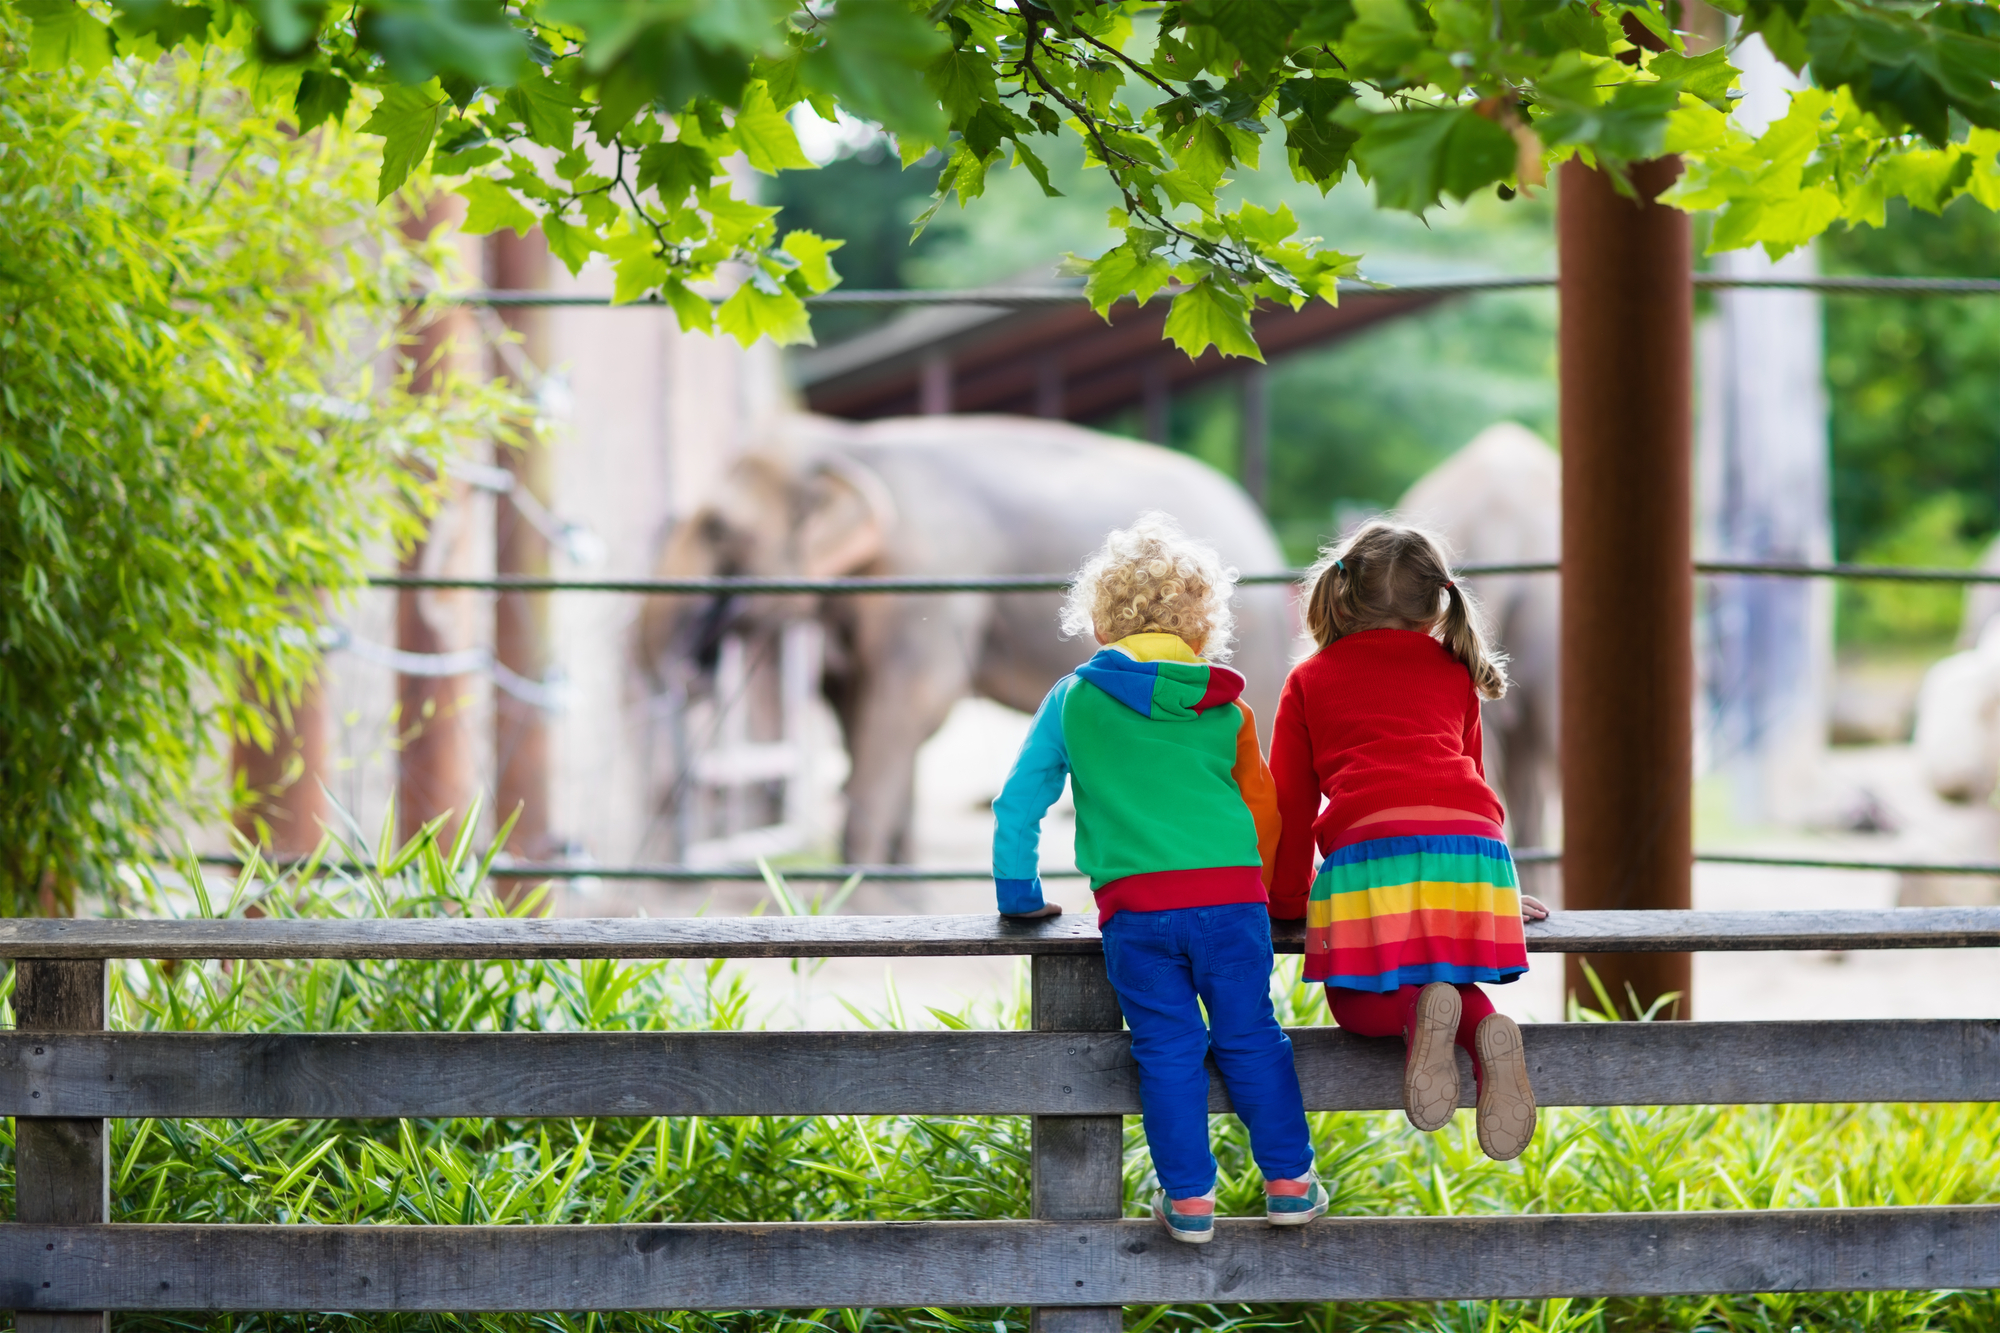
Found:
[0,17,517,913]
[19,846,2000,1332]
[28,0,2000,357]
[1836,495,1980,647]
[1822,197,2000,584]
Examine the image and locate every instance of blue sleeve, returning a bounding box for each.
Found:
[991,677,1074,915]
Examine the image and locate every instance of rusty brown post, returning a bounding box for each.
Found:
[396,196,482,849]
[232,671,331,857]
[1557,157,1695,1020]
[488,229,555,870]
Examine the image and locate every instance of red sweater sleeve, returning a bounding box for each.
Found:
[1268,671,1320,919]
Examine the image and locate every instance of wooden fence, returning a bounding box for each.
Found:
[4,907,2000,1331]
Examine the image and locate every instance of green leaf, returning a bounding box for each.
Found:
[662,278,716,334]
[1181,0,1305,72]
[1342,0,1426,77]
[611,248,668,305]
[780,230,844,294]
[294,70,352,133]
[356,0,529,88]
[19,0,112,71]
[1162,277,1262,361]
[1648,46,1739,112]
[801,0,949,141]
[243,0,321,56]
[1351,106,1515,213]
[1011,139,1062,198]
[926,44,997,125]
[717,281,813,348]
[1229,201,1298,246]
[1082,238,1172,316]
[503,72,580,150]
[1746,1,1809,72]
[455,178,537,237]
[359,83,450,202]
[732,82,814,173]
[800,0,948,140]
[1295,0,1356,44]
[541,215,597,274]
[109,0,212,49]
[1538,80,1679,166]
[636,141,718,206]
[1172,117,1236,187]
[701,187,780,249]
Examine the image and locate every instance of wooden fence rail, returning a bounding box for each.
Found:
[4,907,1999,1325]
[2,907,1999,957]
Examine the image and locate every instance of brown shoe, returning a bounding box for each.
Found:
[1403,982,1461,1131]
[1473,1012,1537,1161]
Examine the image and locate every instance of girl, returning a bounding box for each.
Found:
[1269,520,1549,1161]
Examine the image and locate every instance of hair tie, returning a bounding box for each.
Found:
[1334,559,1346,573]
[1444,580,1457,591]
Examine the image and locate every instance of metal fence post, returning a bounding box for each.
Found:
[1030,952,1125,1333]
[15,958,110,1333]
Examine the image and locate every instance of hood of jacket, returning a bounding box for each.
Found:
[1073,635,1245,721]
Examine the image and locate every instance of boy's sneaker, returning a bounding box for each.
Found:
[1264,1172,1329,1226]
[1150,1188,1216,1244]
[1404,981,1463,1132]
[1473,1012,1538,1161]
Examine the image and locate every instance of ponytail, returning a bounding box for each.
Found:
[1440,580,1509,700]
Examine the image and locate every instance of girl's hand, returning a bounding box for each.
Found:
[1004,903,1064,920]
[1520,894,1550,921]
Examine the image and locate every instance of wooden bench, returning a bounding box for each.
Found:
[4,908,1999,1331]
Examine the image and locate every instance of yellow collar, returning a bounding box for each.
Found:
[1106,632,1202,663]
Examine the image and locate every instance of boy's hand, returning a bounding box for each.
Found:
[1003,903,1064,920]
[1520,894,1550,921]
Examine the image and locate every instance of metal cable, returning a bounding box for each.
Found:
[364,560,2000,594]
[192,848,2000,879]
[445,273,2000,309]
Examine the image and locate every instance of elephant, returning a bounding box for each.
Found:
[639,413,1296,866]
[1396,422,1562,870]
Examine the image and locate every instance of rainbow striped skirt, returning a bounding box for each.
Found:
[1303,818,1528,990]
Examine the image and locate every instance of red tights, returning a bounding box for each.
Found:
[1326,984,1495,1091]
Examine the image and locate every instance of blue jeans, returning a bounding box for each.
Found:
[1099,901,1314,1198]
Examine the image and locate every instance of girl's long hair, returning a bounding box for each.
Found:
[1301,519,1509,699]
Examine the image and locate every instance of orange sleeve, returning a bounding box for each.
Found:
[1231,701,1282,894]
[1267,672,1319,919]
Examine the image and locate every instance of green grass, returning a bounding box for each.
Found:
[21,825,2000,1333]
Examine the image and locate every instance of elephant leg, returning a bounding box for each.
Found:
[1503,698,1559,905]
[840,663,970,866]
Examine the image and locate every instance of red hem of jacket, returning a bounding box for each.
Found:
[1093,865,1268,927]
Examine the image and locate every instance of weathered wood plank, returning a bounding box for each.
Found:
[1029,955,1126,1333]
[0,908,1996,960]
[3,1020,1993,1120]
[12,960,109,1333]
[5,1209,1997,1310]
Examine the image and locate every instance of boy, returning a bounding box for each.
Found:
[991,514,1325,1243]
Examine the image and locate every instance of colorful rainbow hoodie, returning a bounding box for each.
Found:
[992,633,1281,925]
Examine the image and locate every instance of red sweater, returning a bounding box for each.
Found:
[1268,629,1503,917]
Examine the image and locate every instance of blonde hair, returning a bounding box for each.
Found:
[1061,513,1236,660]
[1301,519,1508,699]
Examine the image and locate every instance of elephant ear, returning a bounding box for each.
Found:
[797,455,895,578]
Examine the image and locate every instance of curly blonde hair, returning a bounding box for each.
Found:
[1060,513,1237,660]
